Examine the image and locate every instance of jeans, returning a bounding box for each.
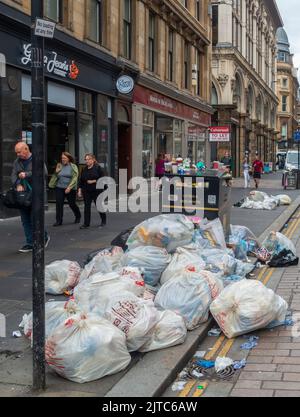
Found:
[20,207,48,246]
[243,171,250,188]
[55,187,81,224]
[83,190,106,227]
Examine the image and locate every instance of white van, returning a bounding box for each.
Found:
[284,151,300,171]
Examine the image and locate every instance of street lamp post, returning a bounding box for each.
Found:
[31,0,46,391]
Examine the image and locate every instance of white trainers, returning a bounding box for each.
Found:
[45,235,50,248]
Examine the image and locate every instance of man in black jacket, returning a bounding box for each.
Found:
[11,142,50,253]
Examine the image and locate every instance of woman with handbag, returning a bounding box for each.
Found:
[77,153,106,229]
[49,152,81,226]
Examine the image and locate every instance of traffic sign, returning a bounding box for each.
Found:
[34,18,56,38]
[294,131,300,142]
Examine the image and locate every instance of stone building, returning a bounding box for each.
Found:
[211,0,282,176]
[0,0,213,218]
[276,27,299,150]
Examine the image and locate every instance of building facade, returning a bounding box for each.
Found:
[276,27,299,151]
[0,1,213,219]
[211,0,282,176]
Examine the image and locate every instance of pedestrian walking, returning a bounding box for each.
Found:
[77,154,106,229]
[49,152,81,226]
[221,151,233,172]
[11,142,50,253]
[242,157,251,188]
[252,154,264,189]
[155,153,165,179]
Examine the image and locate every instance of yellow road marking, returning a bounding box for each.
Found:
[178,380,195,397]
[204,335,226,360]
[286,217,300,239]
[257,267,267,282]
[217,338,235,358]
[262,268,274,286]
[192,381,208,397]
[284,218,298,237]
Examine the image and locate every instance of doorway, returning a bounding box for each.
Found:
[47,105,76,200]
[118,123,132,180]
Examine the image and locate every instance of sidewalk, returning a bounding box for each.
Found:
[0,174,299,397]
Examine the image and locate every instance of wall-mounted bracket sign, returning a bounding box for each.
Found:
[116,75,134,94]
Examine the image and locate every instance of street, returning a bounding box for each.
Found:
[1,172,300,397]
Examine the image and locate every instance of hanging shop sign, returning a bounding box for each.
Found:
[209,126,230,142]
[20,43,79,80]
[116,75,134,94]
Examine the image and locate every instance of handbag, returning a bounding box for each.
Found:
[1,189,20,209]
[15,180,32,208]
[2,180,32,209]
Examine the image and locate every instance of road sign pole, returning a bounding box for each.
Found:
[31,0,46,391]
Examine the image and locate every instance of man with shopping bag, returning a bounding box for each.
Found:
[11,142,50,253]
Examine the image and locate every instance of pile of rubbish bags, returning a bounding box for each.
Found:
[236,191,292,211]
[20,213,292,384]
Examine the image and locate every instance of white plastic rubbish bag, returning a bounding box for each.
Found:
[46,313,131,383]
[74,271,145,315]
[126,214,194,253]
[210,280,288,338]
[154,268,213,330]
[272,194,291,206]
[201,249,237,276]
[139,310,187,352]
[198,218,227,250]
[20,299,81,341]
[45,260,82,295]
[119,267,145,297]
[215,356,234,373]
[262,231,296,256]
[160,247,206,285]
[80,247,124,282]
[103,291,160,352]
[123,246,171,287]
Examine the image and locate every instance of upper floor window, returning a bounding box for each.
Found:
[148,12,156,72]
[181,0,188,8]
[184,42,190,90]
[123,0,132,59]
[282,95,288,112]
[168,30,174,82]
[196,0,201,20]
[86,0,102,44]
[44,0,63,23]
[282,78,288,88]
[278,51,288,63]
[212,5,218,46]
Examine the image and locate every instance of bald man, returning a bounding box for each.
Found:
[11,142,50,253]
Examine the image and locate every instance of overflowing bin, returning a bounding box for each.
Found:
[162,170,232,237]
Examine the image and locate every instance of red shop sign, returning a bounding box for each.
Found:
[134,85,210,126]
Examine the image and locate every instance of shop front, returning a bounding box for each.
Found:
[0,21,120,215]
[132,85,211,178]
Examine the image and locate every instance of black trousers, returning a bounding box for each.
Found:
[83,190,106,227]
[55,188,81,224]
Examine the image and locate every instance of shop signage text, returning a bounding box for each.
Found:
[209,126,230,142]
[134,85,210,126]
[21,43,79,80]
[34,18,56,38]
[116,75,134,94]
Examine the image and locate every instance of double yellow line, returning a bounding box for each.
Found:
[178,207,300,397]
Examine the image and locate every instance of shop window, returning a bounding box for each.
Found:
[174,120,183,157]
[118,105,130,123]
[123,0,132,59]
[79,91,93,113]
[143,109,154,126]
[97,94,110,173]
[86,0,103,44]
[143,129,153,179]
[79,114,94,164]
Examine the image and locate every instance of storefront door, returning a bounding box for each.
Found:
[47,106,76,200]
[118,123,132,180]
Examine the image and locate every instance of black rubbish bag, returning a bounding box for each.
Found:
[268,249,299,268]
[110,227,135,251]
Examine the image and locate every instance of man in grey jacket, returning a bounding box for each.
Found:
[12,142,50,253]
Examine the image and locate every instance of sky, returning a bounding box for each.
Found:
[276,0,300,71]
